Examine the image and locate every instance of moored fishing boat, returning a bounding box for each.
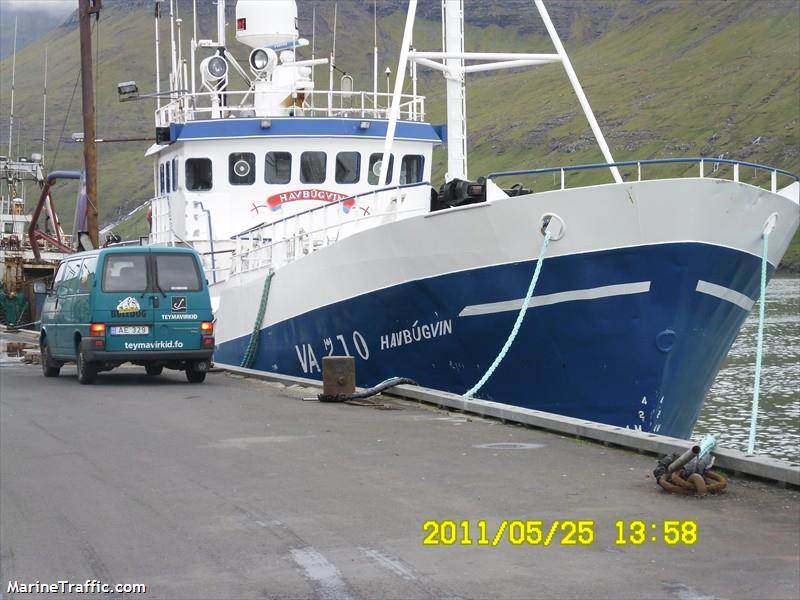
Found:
[140,0,799,439]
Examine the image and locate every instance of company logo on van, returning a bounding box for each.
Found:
[171,296,187,312]
[113,297,147,318]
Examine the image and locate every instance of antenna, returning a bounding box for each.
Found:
[311,6,316,87]
[329,3,337,114]
[8,17,17,157]
[373,0,378,112]
[42,46,48,162]
[169,0,177,100]
[154,0,162,109]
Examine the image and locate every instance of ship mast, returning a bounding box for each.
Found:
[78,0,102,249]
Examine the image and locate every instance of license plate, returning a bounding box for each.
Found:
[110,326,149,335]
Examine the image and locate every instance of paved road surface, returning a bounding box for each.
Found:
[1,340,798,599]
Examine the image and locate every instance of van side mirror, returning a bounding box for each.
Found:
[33,281,47,294]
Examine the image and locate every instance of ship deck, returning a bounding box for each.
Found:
[1,329,798,600]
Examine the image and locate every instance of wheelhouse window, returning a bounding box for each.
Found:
[155,253,202,292]
[335,152,360,184]
[171,157,178,191]
[102,254,148,292]
[400,155,425,184]
[300,151,327,184]
[186,158,213,191]
[265,152,292,184]
[368,153,394,185]
[229,152,256,185]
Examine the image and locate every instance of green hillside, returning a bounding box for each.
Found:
[1,1,798,264]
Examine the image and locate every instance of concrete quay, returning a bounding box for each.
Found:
[1,330,798,599]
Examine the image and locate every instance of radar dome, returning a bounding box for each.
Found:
[236,0,299,50]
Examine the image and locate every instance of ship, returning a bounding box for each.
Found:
[141,0,799,439]
[0,155,68,327]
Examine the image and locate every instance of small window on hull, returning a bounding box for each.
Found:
[186,158,213,191]
[229,152,256,185]
[300,151,327,184]
[172,157,178,191]
[336,152,360,184]
[265,152,292,184]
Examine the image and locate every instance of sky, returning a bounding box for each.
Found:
[1,0,77,15]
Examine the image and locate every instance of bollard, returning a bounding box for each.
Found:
[668,445,700,473]
[322,356,355,398]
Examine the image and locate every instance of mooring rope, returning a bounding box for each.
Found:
[240,271,274,369]
[464,229,552,398]
[747,230,770,454]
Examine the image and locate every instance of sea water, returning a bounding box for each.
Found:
[694,275,800,463]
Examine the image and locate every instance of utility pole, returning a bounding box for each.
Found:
[79,0,102,249]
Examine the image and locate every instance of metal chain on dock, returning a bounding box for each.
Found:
[654,437,727,497]
[240,271,274,369]
[464,229,552,398]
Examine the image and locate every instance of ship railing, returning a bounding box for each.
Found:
[231,181,432,275]
[487,157,800,194]
[148,194,185,247]
[155,89,426,126]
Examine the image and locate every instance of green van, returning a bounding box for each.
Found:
[39,246,214,384]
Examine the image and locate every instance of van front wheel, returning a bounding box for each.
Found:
[76,347,97,384]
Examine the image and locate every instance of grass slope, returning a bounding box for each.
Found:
[0,0,797,265]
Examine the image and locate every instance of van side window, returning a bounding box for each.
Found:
[229,152,256,185]
[368,153,393,185]
[400,155,424,184]
[60,259,83,294]
[102,254,149,292]
[300,151,326,184]
[78,256,97,292]
[51,261,68,292]
[155,254,202,292]
[186,158,213,191]
[265,152,292,184]
[335,152,360,184]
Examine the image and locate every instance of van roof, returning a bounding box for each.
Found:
[61,245,200,260]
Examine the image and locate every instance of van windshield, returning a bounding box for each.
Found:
[155,253,202,291]
[102,254,148,292]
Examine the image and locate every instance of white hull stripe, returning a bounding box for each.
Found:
[458,281,651,317]
[695,280,754,311]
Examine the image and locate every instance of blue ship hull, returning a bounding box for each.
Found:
[214,242,768,439]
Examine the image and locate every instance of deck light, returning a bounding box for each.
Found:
[117,80,139,101]
[359,121,370,130]
[260,119,272,129]
[250,49,269,71]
